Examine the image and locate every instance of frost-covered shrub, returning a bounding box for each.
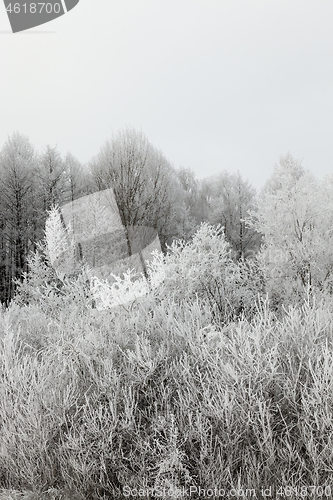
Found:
[16,209,262,319]
[231,256,266,320]
[149,223,244,324]
[146,249,166,290]
[15,249,93,315]
[14,243,61,307]
[90,268,149,311]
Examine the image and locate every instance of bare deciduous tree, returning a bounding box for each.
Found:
[89,128,176,255]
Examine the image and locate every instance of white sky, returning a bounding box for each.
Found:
[0,0,332,189]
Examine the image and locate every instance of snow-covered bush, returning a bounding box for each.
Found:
[231,256,266,319]
[90,269,149,311]
[148,223,244,324]
[16,208,262,319]
[88,224,264,320]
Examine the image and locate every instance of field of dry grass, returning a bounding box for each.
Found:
[0,290,333,499]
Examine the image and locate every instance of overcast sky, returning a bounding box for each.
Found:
[0,0,332,189]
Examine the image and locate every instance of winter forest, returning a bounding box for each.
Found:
[1,128,333,498]
[0,129,261,306]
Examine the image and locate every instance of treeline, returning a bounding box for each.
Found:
[0,128,260,305]
[0,132,90,305]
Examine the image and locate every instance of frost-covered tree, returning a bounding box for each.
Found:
[63,151,88,203]
[198,171,260,259]
[248,153,333,307]
[89,128,176,253]
[44,206,76,279]
[36,145,66,211]
[14,205,90,311]
[0,132,36,303]
[158,167,199,245]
